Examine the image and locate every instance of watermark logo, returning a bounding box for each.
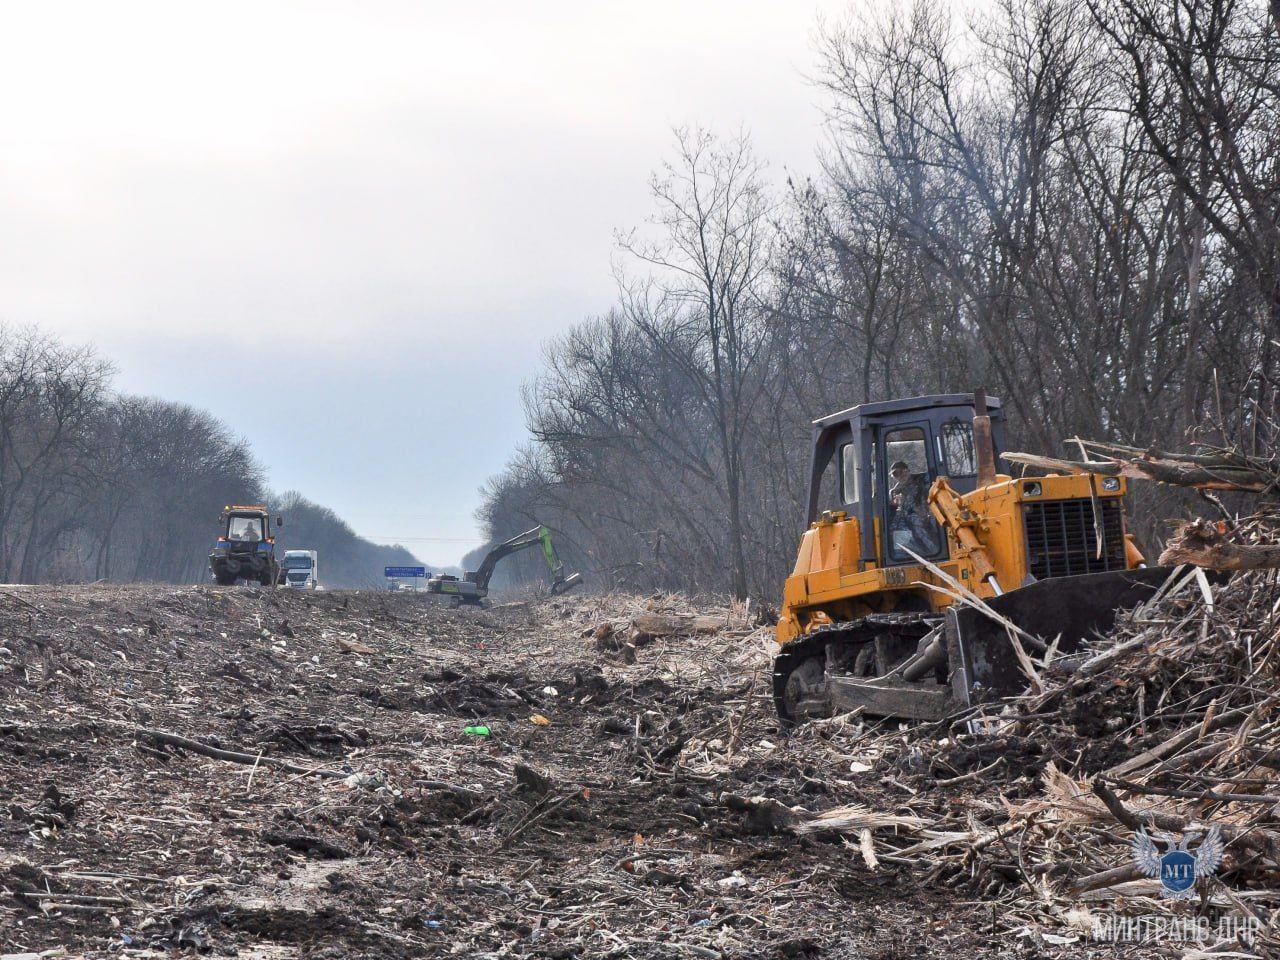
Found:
[1092,914,1258,943]
[1131,826,1224,899]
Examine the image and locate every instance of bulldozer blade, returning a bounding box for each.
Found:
[828,676,952,721]
[946,566,1183,706]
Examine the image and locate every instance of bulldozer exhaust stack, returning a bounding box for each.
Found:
[972,388,998,489]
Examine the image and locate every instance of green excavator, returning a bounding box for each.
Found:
[426,524,582,606]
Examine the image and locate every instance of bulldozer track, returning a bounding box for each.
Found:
[772,612,941,723]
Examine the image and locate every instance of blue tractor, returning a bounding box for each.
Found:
[209,505,283,586]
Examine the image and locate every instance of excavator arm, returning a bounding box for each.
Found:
[467,525,580,595]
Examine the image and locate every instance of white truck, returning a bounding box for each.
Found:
[281,549,320,590]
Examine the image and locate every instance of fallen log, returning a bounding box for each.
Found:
[1069,863,1143,895]
[630,613,685,637]
[260,830,352,859]
[1002,450,1271,491]
[141,728,350,778]
[793,804,926,836]
[81,720,353,780]
[630,612,727,639]
[1159,519,1280,570]
[721,794,925,837]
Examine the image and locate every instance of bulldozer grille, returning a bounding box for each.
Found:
[1022,498,1126,580]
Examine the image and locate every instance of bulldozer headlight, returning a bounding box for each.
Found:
[1023,481,1042,497]
[1101,477,1120,492]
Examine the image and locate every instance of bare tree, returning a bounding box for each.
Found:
[0,325,385,585]
[616,128,775,598]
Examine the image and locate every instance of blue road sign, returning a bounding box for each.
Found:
[385,566,426,578]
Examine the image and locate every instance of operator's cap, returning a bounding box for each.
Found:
[891,460,910,471]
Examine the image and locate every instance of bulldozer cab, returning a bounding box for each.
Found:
[805,394,1006,567]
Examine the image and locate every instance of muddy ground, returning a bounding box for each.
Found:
[0,586,1159,959]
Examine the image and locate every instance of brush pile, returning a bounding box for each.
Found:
[945,554,1280,943]
[656,557,1275,951]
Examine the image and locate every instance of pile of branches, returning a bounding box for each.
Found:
[1006,433,1279,571]
[944,425,1280,941]
[712,555,1272,930]
[1005,438,1277,493]
[970,560,1280,928]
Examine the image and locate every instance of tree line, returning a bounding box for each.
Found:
[0,324,417,586]
[476,0,1280,600]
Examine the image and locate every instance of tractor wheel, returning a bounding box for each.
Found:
[214,569,237,586]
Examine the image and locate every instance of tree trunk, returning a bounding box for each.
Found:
[1159,520,1280,570]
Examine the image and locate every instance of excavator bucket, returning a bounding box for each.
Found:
[945,566,1182,706]
[550,572,583,595]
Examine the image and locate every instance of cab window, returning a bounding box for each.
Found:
[941,419,977,476]
[228,515,263,541]
[815,450,845,515]
[840,443,858,503]
[883,427,943,563]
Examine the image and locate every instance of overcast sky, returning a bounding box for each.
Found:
[0,0,848,566]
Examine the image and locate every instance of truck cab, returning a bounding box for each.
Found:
[281,550,319,590]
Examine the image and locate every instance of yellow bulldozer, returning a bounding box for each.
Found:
[774,391,1171,723]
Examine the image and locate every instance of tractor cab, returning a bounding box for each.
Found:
[226,510,268,543]
[805,394,1006,568]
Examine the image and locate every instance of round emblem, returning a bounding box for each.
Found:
[1160,851,1196,893]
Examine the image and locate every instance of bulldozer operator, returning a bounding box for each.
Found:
[888,460,936,555]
